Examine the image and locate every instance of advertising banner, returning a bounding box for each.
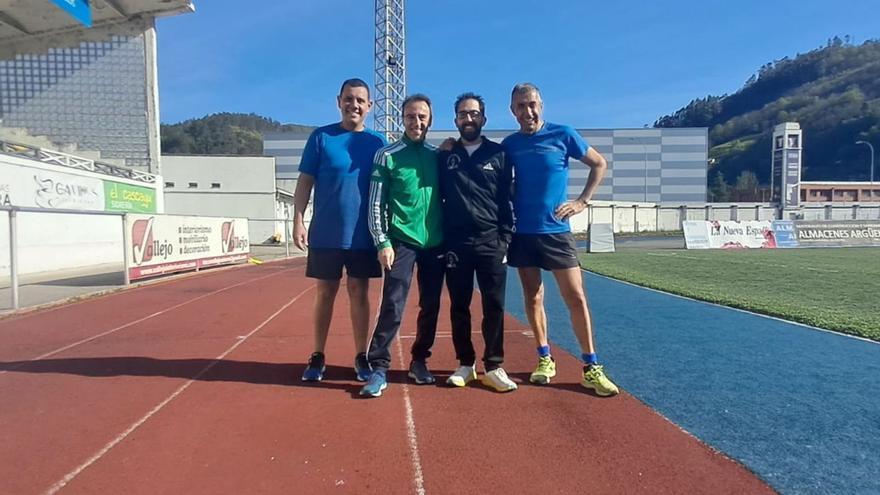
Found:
[126,214,250,280]
[771,220,799,248]
[23,167,105,211]
[685,219,880,249]
[682,221,710,249]
[104,180,157,213]
[1,160,157,213]
[792,220,880,248]
[683,220,777,249]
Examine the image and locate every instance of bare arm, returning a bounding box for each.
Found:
[292,173,315,250]
[555,146,608,220]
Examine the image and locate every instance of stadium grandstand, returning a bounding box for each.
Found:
[1,0,195,174]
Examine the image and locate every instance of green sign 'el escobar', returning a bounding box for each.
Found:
[103,180,156,213]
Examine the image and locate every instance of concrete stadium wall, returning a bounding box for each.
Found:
[0,152,163,284]
[0,211,122,286]
[582,202,880,233]
[161,155,286,243]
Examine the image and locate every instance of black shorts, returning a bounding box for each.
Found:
[306,248,383,280]
[507,233,580,270]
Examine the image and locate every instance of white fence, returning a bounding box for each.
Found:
[576,202,880,233]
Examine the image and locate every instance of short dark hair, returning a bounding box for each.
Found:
[401,93,432,115]
[454,92,485,116]
[339,78,370,97]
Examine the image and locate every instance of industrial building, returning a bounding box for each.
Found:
[265,127,709,204]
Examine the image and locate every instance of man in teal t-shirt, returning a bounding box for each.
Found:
[293,78,387,384]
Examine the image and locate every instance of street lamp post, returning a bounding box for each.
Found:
[856,140,875,183]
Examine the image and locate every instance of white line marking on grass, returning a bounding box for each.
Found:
[585,270,880,345]
[1,268,297,377]
[43,284,315,495]
[394,338,426,495]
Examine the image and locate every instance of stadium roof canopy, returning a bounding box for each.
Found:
[0,1,193,45]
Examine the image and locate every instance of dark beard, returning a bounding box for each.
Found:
[458,124,481,142]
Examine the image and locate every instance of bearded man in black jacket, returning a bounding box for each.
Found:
[437,92,517,393]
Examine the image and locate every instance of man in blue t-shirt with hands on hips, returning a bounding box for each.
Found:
[502,82,619,396]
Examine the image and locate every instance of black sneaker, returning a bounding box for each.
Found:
[355,352,371,382]
[407,360,435,385]
[301,352,326,382]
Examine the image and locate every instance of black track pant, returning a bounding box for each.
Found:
[367,242,445,371]
[444,240,507,371]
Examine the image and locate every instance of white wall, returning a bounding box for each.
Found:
[0,153,160,284]
[161,155,283,243]
[0,211,122,284]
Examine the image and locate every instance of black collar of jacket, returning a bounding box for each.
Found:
[448,136,501,159]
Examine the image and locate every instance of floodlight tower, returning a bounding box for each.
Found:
[374,0,406,140]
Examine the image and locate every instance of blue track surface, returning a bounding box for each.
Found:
[503,268,880,494]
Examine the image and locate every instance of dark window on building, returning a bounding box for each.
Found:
[188,182,198,188]
[211,182,221,189]
[165,181,174,188]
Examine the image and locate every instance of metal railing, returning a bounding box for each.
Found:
[0,139,158,184]
[1,205,128,310]
[0,208,306,311]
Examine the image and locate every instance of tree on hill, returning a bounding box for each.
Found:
[161,113,314,155]
[655,39,880,188]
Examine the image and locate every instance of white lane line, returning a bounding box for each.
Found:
[394,337,426,495]
[1,267,298,377]
[44,283,315,495]
[366,271,425,494]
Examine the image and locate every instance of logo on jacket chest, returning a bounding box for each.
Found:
[446,154,461,170]
[481,157,501,172]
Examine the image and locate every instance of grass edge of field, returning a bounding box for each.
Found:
[578,257,880,343]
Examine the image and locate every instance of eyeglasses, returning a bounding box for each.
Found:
[456,110,482,120]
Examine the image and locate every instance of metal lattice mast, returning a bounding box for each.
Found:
[374,0,406,141]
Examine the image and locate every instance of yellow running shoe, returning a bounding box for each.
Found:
[581,365,619,396]
[529,356,556,385]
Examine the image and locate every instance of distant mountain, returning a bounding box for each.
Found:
[655,37,880,200]
[161,113,314,155]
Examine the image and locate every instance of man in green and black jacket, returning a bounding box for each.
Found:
[361,94,445,397]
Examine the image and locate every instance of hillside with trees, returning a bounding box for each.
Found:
[161,113,313,155]
[655,37,880,201]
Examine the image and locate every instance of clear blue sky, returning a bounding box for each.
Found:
[156,0,879,129]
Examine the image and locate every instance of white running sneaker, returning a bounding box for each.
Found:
[481,367,518,393]
[446,365,477,387]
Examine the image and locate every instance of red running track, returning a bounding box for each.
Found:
[0,258,773,494]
